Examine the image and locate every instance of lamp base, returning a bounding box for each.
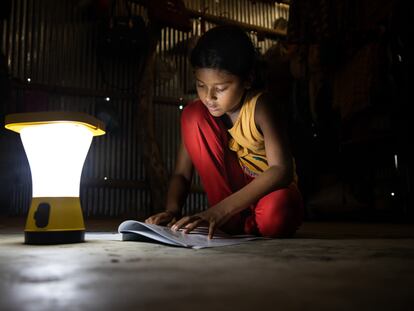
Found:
[25,197,86,244]
[25,230,85,245]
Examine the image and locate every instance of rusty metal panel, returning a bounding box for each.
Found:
[183,0,287,29]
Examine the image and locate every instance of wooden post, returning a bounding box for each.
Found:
[136,22,169,214]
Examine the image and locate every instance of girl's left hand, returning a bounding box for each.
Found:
[171,206,232,239]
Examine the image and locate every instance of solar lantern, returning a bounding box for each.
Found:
[5,111,105,244]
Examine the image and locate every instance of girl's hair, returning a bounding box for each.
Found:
[190,25,262,87]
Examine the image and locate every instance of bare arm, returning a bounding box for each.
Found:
[145,141,194,224]
[165,141,194,216]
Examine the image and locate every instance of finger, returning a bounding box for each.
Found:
[154,215,166,225]
[145,217,156,224]
[166,218,177,227]
[184,219,204,234]
[184,215,202,228]
[171,216,192,231]
[173,215,201,231]
[154,213,174,226]
[208,221,216,240]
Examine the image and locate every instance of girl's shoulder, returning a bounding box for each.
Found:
[253,91,273,116]
[254,91,286,130]
[245,89,263,104]
[242,90,265,114]
[254,91,287,117]
[243,90,274,109]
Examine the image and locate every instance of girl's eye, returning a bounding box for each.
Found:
[215,87,227,93]
[196,83,205,88]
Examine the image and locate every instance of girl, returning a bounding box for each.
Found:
[145,25,303,239]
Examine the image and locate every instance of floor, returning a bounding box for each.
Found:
[1,218,414,311]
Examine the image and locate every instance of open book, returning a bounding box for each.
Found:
[118,220,263,249]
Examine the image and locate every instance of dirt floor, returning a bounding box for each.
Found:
[1,217,414,311]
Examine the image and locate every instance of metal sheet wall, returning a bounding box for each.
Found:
[183,0,289,28]
[1,0,286,217]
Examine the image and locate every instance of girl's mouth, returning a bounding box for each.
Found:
[207,105,219,112]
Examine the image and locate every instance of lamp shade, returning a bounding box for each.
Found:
[5,111,105,244]
[21,123,93,197]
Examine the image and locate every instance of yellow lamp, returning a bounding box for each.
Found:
[5,111,105,244]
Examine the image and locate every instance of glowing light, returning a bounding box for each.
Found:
[20,123,93,197]
[394,154,398,170]
[391,192,395,196]
[179,105,184,110]
[27,78,31,82]
[105,97,110,101]
[104,176,108,180]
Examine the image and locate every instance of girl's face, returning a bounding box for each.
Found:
[194,68,248,118]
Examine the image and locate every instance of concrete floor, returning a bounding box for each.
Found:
[1,219,414,311]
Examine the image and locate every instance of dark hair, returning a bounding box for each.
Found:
[190,25,260,85]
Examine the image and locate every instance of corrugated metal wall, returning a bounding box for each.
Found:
[1,0,287,217]
[183,0,289,28]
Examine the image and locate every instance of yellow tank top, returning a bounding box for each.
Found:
[228,92,267,177]
[228,92,297,181]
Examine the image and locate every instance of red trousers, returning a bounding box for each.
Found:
[181,100,304,237]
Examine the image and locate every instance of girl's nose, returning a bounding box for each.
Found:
[205,88,217,102]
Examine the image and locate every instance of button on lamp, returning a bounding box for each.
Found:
[5,111,105,244]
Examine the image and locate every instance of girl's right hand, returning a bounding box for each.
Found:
[145,211,178,227]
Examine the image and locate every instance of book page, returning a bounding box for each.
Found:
[118,220,263,249]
